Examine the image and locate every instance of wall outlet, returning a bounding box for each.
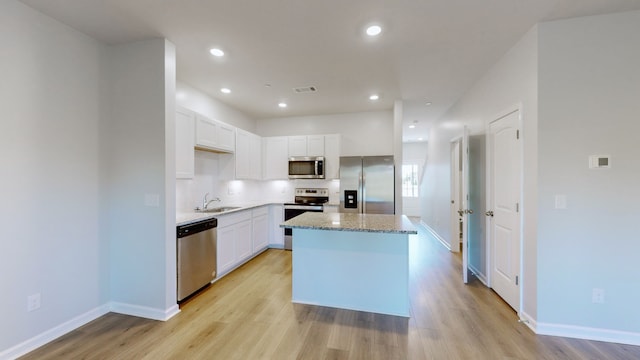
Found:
[592,288,605,304]
[27,293,41,312]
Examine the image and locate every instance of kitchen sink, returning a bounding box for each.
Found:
[197,206,241,213]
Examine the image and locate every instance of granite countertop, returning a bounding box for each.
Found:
[176,202,277,226]
[280,212,417,234]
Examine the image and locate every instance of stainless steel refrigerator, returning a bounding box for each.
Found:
[339,156,395,214]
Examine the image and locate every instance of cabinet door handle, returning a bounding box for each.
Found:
[485,210,494,217]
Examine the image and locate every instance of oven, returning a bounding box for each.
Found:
[283,188,329,250]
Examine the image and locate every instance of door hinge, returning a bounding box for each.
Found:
[516,276,519,285]
[516,203,519,212]
[516,130,520,139]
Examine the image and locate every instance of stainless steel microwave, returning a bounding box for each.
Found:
[288,156,325,179]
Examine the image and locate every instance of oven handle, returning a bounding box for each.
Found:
[284,205,324,211]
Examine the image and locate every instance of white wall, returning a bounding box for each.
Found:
[0,0,108,354]
[537,11,640,337]
[104,38,177,317]
[420,26,538,319]
[257,111,394,156]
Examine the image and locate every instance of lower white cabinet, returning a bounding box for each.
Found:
[216,206,271,277]
[269,204,284,248]
[252,207,269,253]
[216,210,252,276]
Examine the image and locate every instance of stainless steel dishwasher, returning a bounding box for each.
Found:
[177,218,217,302]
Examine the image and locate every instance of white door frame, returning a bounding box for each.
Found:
[485,103,524,314]
[450,137,462,252]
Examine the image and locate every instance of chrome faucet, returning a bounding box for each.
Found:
[202,193,221,210]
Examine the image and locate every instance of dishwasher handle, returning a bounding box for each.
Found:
[177,218,217,238]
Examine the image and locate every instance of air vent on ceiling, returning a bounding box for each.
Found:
[293,86,317,93]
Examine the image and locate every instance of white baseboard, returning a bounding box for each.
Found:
[109,302,180,321]
[419,220,451,251]
[536,322,640,346]
[519,311,537,333]
[468,264,488,285]
[1,302,180,360]
[0,304,110,360]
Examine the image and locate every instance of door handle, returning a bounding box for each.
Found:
[485,210,494,217]
[466,209,473,214]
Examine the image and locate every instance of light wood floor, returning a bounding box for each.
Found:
[22,224,640,359]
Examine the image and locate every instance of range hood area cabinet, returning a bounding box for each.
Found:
[175,106,238,179]
[195,114,235,153]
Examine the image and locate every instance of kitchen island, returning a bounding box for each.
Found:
[280,212,417,317]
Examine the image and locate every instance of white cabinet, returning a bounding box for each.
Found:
[175,107,195,179]
[252,207,269,253]
[307,135,325,156]
[195,114,235,153]
[324,134,341,179]
[263,137,289,179]
[235,129,262,180]
[250,133,262,180]
[216,225,236,276]
[288,136,307,157]
[235,129,251,179]
[288,135,325,157]
[216,206,271,277]
[235,219,253,262]
[269,204,284,248]
[216,210,253,276]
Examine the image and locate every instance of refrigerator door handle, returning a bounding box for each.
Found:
[361,171,366,214]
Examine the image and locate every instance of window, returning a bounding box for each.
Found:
[402,164,419,197]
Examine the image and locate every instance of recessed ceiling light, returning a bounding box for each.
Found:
[418,137,424,141]
[409,125,416,129]
[425,101,432,106]
[366,25,382,36]
[278,102,287,108]
[220,88,231,94]
[210,48,225,57]
[369,94,379,101]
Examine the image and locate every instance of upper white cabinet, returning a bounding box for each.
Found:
[288,135,325,157]
[175,107,195,179]
[195,114,235,153]
[307,135,325,156]
[324,134,341,179]
[263,137,289,179]
[288,136,307,157]
[235,129,262,180]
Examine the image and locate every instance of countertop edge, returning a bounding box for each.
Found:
[280,213,418,235]
[176,202,281,226]
[280,224,417,235]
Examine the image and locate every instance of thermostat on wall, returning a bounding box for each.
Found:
[589,155,610,169]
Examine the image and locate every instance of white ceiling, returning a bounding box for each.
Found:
[20,0,640,142]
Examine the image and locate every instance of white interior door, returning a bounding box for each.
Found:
[461,128,469,283]
[450,140,461,253]
[488,110,521,311]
